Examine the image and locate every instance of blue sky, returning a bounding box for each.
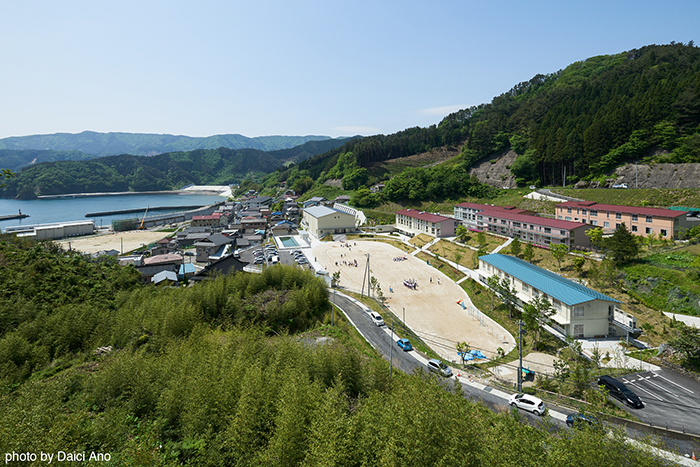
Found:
[1,1,698,139]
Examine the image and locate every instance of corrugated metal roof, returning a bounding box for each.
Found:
[479,209,587,230]
[559,201,687,218]
[480,254,620,306]
[304,205,349,218]
[396,209,452,223]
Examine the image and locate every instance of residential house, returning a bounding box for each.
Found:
[150,237,178,256]
[303,197,327,209]
[193,234,234,263]
[243,196,273,211]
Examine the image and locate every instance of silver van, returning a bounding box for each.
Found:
[427,359,452,377]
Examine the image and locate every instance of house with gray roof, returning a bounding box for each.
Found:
[478,254,639,339]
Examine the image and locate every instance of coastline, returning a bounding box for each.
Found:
[38,186,232,199]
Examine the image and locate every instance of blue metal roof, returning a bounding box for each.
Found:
[480,254,620,306]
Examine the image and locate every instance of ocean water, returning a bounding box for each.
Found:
[0,193,226,233]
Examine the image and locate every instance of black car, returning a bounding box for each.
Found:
[566,413,598,428]
[597,375,644,409]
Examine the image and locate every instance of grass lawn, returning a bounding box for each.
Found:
[408,233,434,249]
[428,239,478,269]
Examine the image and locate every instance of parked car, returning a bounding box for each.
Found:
[427,359,452,377]
[369,312,384,326]
[508,393,545,416]
[397,338,412,351]
[566,413,598,428]
[597,375,643,409]
[253,257,264,264]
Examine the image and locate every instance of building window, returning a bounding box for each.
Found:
[573,306,584,317]
[581,209,587,215]
[565,216,571,221]
[604,222,609,228]
[616,212,622,220]
[632,225,638,232]
[567,207,572,214]
[590,210,598,217]
[616,223,621,229]
[544,227,551,234]
[591,220,598,226]
[522,283,529,293]
[573,324,584,338]
[553,299,561,310]
[660,229,667,237]
[646,227,652,234]
[632,214,638,222]
[558,216,563,220]
[646,215,653,223]
[530,225,534,230]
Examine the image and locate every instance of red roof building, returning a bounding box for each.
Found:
[395,209,457,238]
[556,201,689,239]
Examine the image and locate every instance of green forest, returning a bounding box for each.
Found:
[0,236,670,466]
[0,137,351,198]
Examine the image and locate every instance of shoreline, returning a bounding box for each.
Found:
[37,189,228,199]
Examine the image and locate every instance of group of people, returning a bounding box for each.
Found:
[336,258,358,267]
[403,279,418,290]
[393,256,408,262]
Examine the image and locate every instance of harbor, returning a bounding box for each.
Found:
[85,205,206,217]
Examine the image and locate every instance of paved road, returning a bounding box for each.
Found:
[616,370,700,435]
[333,289,700,462]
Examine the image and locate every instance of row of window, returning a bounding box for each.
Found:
[563,207,653,222]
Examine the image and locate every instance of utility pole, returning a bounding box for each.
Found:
[361,253,371,298]
[389,324,394,378]
[517,320,524,392]
[332,288,335,327]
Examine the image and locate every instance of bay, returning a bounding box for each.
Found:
[0,192,226,233]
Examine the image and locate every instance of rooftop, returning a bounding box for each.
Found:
[304,205,351,218]
[396,209,453,223]
[479,209,588,230]
[558,201,687,218]
[480,254,620,306]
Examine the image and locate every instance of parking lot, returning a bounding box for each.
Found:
[616,369,700,435]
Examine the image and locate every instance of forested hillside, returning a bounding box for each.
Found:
[0,137,352,198]
[0,236,667,465]
[272,42,700,196]
[0,131,338,157]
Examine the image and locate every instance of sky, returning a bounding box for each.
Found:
[1,1,698,140]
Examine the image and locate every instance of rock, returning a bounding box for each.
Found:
[574,180,589,189]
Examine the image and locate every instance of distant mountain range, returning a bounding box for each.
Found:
[0,131,352,172]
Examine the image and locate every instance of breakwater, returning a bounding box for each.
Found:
[85,205,205,217]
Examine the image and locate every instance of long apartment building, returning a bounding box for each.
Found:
[556,201,689,239]
[454,202,592,249]
[395,209,457,238]
[478,254,639,339]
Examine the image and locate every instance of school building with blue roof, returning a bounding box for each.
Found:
[478,254,639,339]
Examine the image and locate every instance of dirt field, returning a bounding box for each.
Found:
[313,240,515,363]
[58,230,169,254]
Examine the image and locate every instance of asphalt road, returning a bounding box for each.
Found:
[616,370,700,435]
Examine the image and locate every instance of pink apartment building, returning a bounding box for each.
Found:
[556,201,689,239]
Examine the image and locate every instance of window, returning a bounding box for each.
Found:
[632,214,638,222]
[522,283,530,293]
[565,216,571,221]
[646,227,652,234]
[604,222,609,228]
[501,219,507,225]
[632,225,638,232]
[553,299,561,310]
[560,230,567,236]
[590,210,598,217]
[567,207,572,214]
[530,225,534,230]
[660,229,667,237]
[573,324,584,338]
[573,306,584,317]
[646,215,653,223]
[558,216,563,220]
[606,211,610,218]
[615,223,621,229]
[616,212,622,220]
[591,220,598,226]
[581,209,587,215]
[544,227,551,234]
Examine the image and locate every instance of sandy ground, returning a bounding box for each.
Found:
[58,230,169,254]
[313,240,515,363]
[491,352,557,384]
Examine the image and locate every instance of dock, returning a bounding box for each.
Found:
[85,205,206,217]
[0,213,29,221]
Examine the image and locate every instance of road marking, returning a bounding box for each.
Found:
[654,373,695,394]
[643,378,680,397]
[626,382,664,401]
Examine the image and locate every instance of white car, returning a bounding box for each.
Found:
[369,312,384,326]
[509,393,545,416]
